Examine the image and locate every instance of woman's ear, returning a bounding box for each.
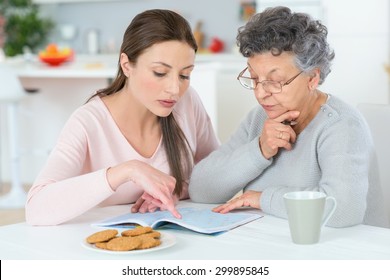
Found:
[120,53,132,77]
[308,68,321,90]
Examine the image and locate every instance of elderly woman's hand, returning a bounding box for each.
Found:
[212,190,261,213]
[259,111,300,159]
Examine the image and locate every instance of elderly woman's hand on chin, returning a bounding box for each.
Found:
[260,110,300,159]
[212,190,262,213]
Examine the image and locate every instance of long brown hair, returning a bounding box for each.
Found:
[88,9,198,196]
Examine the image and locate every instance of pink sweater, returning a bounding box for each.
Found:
[26,87,219,225]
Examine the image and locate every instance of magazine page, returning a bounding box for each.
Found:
[93,207,262,234]
[152,208,262,234]
[92,210,171,228]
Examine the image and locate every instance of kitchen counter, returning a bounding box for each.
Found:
[5,54,118,79]
[6,53,246,79]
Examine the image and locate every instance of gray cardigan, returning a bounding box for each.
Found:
[189,95,389,228]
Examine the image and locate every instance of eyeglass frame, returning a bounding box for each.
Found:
[237,67,303,94]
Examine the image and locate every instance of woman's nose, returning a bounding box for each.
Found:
[166,76,180,94]
[254,85,272,100]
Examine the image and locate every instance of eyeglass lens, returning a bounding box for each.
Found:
[238,68,301,93]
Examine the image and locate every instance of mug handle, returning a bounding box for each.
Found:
[321,196,337,227]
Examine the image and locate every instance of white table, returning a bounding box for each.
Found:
[1,200,389,260]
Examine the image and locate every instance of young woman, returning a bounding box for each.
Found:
[26,9,219,225]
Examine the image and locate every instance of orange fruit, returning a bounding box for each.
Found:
[46,43,59,55]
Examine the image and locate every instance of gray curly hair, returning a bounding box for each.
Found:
[237,6,335,84]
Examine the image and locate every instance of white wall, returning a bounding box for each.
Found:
[321,0,390,105]
[38,0,247,54]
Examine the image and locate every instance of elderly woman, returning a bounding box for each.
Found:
[189,6,389,228]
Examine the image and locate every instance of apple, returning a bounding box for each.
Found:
[209,37,224,53]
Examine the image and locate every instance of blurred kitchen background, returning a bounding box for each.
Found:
[0,0,389,203]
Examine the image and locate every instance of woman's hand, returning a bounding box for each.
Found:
[107,160,181,218]
[131,193,159,214]
[213,190,261,214]
[131,192,179,214]
[259,111,299,159]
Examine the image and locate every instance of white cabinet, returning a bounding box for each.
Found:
[191,57,255,142]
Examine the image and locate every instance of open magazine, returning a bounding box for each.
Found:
[92,207,262,235]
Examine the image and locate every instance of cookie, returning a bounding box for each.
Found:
[142,231,161,239]
[94,242,109,250]
[135,236,161,249]
[85,228,163,251]
[106,236,141,251]
[121,226,153,237]
[86,229,118,244]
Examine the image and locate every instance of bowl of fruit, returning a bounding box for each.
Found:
[38,43,74,66]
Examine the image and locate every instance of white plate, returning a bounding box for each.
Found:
[82,232,176,254]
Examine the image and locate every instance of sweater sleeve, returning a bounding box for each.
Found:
[26,111,114,226]
[315,114,371,227]
[189,108,272,203]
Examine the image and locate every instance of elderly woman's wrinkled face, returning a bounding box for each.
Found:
[247,52,311,120]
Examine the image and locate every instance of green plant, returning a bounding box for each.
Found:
[0,0,54,57]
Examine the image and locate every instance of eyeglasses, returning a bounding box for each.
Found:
[237,67,303,94]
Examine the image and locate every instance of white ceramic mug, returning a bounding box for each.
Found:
[283,191,337,244]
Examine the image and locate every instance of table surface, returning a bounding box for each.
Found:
[1,200,389,260]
